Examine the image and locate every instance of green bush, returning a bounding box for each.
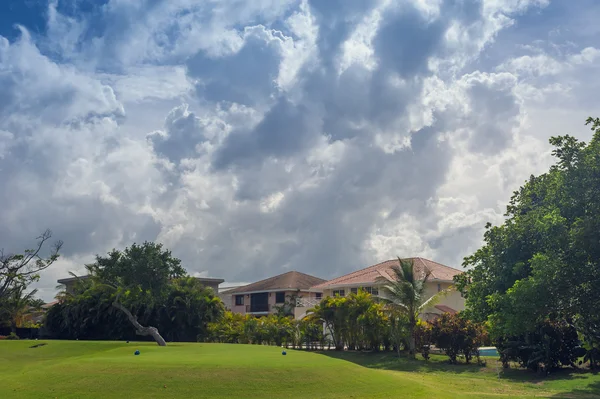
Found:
[497,319,585,373]
[430,313,487,364]
[414,320,432,360]
[6,332,20,340]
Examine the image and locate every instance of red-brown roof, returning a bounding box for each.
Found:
[434,305,458,314]
[227,271,326,294]
[311,257,462,289]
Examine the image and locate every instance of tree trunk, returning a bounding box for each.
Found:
[112,301,166,346]
[408,325,416,359]
[10,321,17,335]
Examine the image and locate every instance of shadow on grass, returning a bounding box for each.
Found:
[311,350,488,375]
[311,350,598,384]
[498,365,593,384]
[548,380,600,399]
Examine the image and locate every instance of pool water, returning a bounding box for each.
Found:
[478,347,498,357]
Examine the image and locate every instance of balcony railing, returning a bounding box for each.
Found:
[296,298,322,308]
[246,304,270,313]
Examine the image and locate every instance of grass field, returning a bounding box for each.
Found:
[1,341,599,398]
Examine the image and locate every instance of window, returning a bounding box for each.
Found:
[372,287,379,296]
[361,286,372,294]
[235,295,244,306]
[350,287,358,295]
[315,292,322,300]
[437,283,442,292]
[332,289,345,297]
[275,291,286,303]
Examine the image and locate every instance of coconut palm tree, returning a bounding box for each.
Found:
[378,257,451,358]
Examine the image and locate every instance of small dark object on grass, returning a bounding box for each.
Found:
[282,351,287,356]
[29,343,47,349]
[126,340,129,343]
[135,350,140,355]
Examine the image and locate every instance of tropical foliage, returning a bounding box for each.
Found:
[496,319,585,373]
[429,313,487,364]
[44,243,224,343]
[206,312,325,348]
[0,285,45,334]
[378,258,451,358]
[455,117,600,370]
[305,290,390,351]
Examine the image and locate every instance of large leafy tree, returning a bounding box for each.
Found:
[378,257,450,358]
[86,242,186,346]
[456,117,600,360]
[0,230,62,304]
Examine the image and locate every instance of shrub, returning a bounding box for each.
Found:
[414,320,432,360]
[6,332,20,340]
[430,313,487,364]
[497,319,585,373]
[0,335,7,340]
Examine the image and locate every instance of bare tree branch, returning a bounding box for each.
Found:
[0,230,63,302]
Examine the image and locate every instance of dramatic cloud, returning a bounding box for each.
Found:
[1,0,599,300]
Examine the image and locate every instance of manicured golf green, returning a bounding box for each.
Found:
[1,340,599,398]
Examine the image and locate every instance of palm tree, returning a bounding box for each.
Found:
[0,286,39,334]
[377,257,451,358]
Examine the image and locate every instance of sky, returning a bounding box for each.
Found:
[1,0,599,301]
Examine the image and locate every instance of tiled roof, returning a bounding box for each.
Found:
[434,304,458,314]
[311,257,463,289]
[227,271,326,294]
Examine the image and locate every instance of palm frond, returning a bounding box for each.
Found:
[418,286,455,312]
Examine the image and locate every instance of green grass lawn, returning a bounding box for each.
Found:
[1,340,599,398]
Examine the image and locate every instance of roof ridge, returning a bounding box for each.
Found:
[289,270,326,281]
[415,257,462,272]
[312,259,402,287]
[313,257,462,288]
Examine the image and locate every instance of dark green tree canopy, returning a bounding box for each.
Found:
[87,242,186,297]
[456,117,600,344]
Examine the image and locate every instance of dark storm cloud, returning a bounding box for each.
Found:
[179,123,454,282]
[187,26,283,106]
[373,4,447,78]
[149,105,209,163]
[212,97,321,170]
[466,77,520,153]
[307,0,376,68]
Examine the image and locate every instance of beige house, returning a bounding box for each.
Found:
[224,271,325,317]
[296,257,465,321]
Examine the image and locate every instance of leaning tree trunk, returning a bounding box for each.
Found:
[112,301,166,346]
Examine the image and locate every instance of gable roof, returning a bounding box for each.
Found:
[311,257,463,289]
[227,271,326,294]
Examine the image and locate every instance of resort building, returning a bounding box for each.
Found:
[302,257,465,320]
[223,271,326,318]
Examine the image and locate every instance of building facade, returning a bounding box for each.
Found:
[307,257,465,320]
[224,271,326,317]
